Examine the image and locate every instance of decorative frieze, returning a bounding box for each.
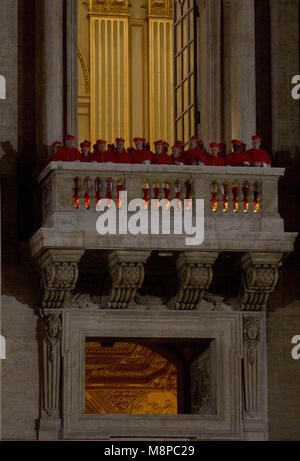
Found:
[148,0,173,18]
[240,252,282,311]
[171,252,218,310]
[108,250,151,309]
[89,0,129,15]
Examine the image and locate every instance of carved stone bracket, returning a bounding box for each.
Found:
[37,249,84,309]
[108,250,151,309]
[243,314,262,417]
[171,252,219,310]
[240,252,283,311]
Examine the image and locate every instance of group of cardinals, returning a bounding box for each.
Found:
[47,134,271,168]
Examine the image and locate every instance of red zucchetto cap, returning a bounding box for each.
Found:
[210,142,219,149]
[232,139,242,145]
[252,135,262,141]
[96,139,106,145]
[154,140,164,146]
[52,141,62,147]
[189,136,199,141]
[133,137,146,143]
[80,140,91,148]
[172,144,180,150]
[175,140,185,147]
[65,134,75,141]
[116,137,125,143]
[163,141,169,147]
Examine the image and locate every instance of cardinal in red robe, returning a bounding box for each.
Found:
[226,140,252,166]
[47,134,81,164]
[153,140,173,165]
[131,138,152,164]
[185,136,206,165]
[80,140,92,162]
[172,142,187,165]
[115,137,131,164]
[91,140,116,163]
[206,143,225,166]
[246,136,271,167]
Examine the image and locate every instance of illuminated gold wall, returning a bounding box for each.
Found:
[78,0,174,148]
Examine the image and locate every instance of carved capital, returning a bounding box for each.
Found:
[171,252,218,310]
[108,251,151,309]
[148,0,173,17]
[37,249,84,309]
[240,253,282,311]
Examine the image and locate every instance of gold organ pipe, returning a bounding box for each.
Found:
[117,20,121,137]
[105,20,108,142]
[98,20,102,143]
[90,18,95,144]
[157,21,161,141]
[164,21,168,142]
[111,20,114,143]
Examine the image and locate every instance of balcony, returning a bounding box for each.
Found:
[29,161,296,257]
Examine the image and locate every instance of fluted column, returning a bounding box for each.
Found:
[65,0,78,143]
[269,0,300,158]
[231,0,256,149]
[197,0,222,145]
[36,0,64,161]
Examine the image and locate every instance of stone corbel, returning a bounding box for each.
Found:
[108,250,151,309]
[37,249,84,309]
[240,252,283,311]
[170,252,219,310]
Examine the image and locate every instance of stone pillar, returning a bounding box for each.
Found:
[240,252,283,311]
[36,249,84,440]
[231,0,256,149]
[171,252,219,310]
[222,0,232,149]
[65,0,78,143]
[36,0,64,161]
[197,0,222,145]
[108,251,151,309]
[242,313,267,441]
[269,0,300,158]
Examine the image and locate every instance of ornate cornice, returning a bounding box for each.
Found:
[148,0,173,18]
[89,0,129,15]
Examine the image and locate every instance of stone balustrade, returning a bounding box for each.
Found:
[30,161,296,256]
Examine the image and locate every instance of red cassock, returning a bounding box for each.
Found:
[154,153,173,165]
[247,148,271,166]
[185,148,206,165]
[226,151,252,166]
[116,150,131,164]
[80,152,92,163]
[205,153,225,166]
[47,147,81,164]
[172,154,187,165]
[131,149,152,164]
[91,150,116,163]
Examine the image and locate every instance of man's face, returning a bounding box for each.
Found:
[253,140,261,150]
[212,147,219,156]
[82,147,89,156]
[190,140,197,149]
[173,147,181,158]
[135,141,143,150]
[155,145,163,154]
[198,141,204,150]
[66,140,72,148]
[117,142,125,151]
[98,143,106,152]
